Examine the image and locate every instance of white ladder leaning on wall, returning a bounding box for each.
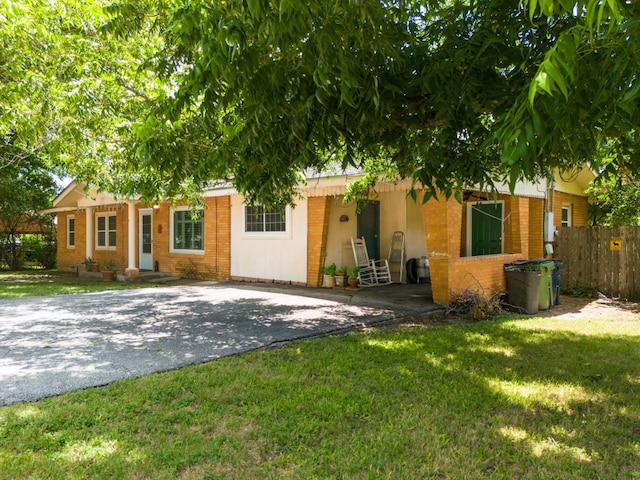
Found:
[387,231,405,283]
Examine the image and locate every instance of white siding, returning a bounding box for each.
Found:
[230,195,308,283]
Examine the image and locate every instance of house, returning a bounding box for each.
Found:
[47,168,593,305]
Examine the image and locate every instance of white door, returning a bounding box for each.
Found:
[139,209,153,270]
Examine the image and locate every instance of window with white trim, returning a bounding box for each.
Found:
[244,205,288,234]
[561,205,572,227]
[96,213,117,249]
[67,215,75,249]
[172,209,204,252]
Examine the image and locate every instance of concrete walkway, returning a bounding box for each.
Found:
[0,283,440,406]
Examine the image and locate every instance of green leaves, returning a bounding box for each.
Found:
[529,30,577,104]
[2,0,639,207]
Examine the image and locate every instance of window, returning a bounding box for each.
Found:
[172,209,204,252]
[67,215,75,249]
[561,205,572,227]
[244,205,287,234]
[466,202,504,256]
[96,213,117,249]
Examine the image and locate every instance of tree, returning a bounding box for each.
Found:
[2,1,639,207]
[0,0,161,195]
[0,136,58,270]
[108,0,640,206]
[587,164,640,226]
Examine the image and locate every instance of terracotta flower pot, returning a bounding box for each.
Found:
[101,271,115,281]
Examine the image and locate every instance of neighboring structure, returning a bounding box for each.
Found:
[47,168,593,305]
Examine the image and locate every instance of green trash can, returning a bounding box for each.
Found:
[512,260,555,310]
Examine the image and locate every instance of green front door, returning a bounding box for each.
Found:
[471,203,502,256]
[357,202,380,259]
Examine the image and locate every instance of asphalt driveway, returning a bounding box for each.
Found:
[0,284,419,406]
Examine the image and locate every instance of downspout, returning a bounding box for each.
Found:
[544,177,556,258]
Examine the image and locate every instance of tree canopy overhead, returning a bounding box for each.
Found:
[2,1,639,206]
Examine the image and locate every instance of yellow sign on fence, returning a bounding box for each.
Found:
[610,238,622,251]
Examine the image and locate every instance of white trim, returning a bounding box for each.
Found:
[66,215,75,249]
[95,212,117,251]
[39,206,79,214]
[465,201,505,257]
[169,206,205,255]
[242,204,291,239]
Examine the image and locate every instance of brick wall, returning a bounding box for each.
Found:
[90,206,128,271]
[552,191,589,228]
[56,211,86,271]
[423,192,529,304]
[528,198,545,259]
[57,207,128,272]
[422,195,463,257]
[501,195,530,256]
[443,253,525,304]
[152,196,231,280]
[307,196,331,287]
[56,197,232,280]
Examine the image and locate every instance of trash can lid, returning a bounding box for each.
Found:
[511,259,555,270]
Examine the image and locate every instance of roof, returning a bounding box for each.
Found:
[45,165,595,212]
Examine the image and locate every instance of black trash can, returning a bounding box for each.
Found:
[505,264,542,314]
[552,260,564,306]
[511,259,555,310]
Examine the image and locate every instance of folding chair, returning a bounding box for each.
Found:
[351,237,392,287]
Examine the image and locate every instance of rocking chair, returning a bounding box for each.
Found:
[351,237,392,287]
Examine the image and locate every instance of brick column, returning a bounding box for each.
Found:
[421,194,464,305]
[504,196,529,257]
[307,196,331,287]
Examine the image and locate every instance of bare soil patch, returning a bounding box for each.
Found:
[537,294,640,320]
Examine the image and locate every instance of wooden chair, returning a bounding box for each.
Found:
[351,237,392,287]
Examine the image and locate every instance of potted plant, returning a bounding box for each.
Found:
[101,259,118,281]
[83,257,99,272]
[335,265,348,287]
[347,266,360,288]
[320,263,337,288]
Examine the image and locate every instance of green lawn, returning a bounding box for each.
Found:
[0,270,159,298]
[1,313,639,479]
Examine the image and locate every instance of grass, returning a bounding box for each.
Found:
[0,270,159,298]
[1,313,639,479]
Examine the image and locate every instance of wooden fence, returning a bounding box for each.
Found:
[556,226,640,301]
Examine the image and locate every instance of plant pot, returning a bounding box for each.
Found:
[335,275,346,287]
[348,277,359,288]
[322,274,336,288]
[101,271,115,282]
